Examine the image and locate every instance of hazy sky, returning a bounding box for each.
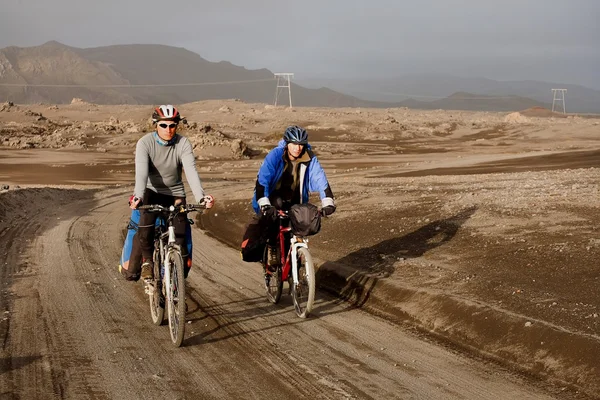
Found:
[1,0,598,88]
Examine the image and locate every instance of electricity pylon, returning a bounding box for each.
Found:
[551,89,567,114]
[274,73,293,108]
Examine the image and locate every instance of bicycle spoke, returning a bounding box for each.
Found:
[264,244,283,304]
[167,251,186,347]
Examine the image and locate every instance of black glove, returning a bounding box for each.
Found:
[261,205,277,221]
[321,205,336,217]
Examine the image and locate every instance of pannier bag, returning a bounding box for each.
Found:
[289,203,321,236]
[240,216,269,262]
[119,209,193,281]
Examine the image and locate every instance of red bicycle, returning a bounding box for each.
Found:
[263,210,316,318]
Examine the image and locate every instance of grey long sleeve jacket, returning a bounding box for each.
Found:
[133,132,205,202]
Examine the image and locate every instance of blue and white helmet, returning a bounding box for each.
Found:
[283,125,308,144]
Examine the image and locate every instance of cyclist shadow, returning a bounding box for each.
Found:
[0,355,41,375]
[314,206,477,314]
[184,296,307,346]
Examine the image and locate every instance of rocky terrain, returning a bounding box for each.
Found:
[1,99,600,398]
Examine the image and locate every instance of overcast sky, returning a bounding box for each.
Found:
[1,0,598,88]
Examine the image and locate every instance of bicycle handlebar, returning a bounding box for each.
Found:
[138,203,206,214]
[275,208,327,218]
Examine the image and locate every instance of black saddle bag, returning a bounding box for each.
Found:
[289,203,321,236]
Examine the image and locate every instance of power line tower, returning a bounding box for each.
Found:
[551,88,567,114]
[274,73,294,108]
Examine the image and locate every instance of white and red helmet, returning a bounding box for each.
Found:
[152,104,181,123]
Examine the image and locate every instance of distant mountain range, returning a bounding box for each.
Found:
[297,74,600,113]
[0,41,394,108]
[1,41,595,112]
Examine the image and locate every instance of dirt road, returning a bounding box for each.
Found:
[3,100,599,398]
[0,187,567,399]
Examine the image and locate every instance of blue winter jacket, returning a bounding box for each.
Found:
[252,140,334,214]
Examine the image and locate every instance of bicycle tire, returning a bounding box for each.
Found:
[167,250,186,347]
[264,246,283,304]
[292,247,315,318]
[266,267,283,304]
[149,245,165,326]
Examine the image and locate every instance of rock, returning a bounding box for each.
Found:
[230,139,252,159]
[199,124,213,133]
[504,112,529,123]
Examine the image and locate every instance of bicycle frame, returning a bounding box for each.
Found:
[277,215,309,285]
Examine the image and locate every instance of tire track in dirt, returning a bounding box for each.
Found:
[0,188,95,399]
[184,269,349,399]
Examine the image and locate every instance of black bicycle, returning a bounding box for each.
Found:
[139,202,205,347]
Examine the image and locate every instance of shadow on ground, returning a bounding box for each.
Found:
[316,206,476,307]
[0,355,41,375]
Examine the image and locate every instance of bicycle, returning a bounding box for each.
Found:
[263,209,317,318]
[138,202,205,347]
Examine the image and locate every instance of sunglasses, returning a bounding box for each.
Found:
[158,123,178,129]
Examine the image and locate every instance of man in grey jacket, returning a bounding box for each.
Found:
[129,104,214,280]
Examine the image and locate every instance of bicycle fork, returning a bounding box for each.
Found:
[290,237,309,286]
[162,226,177,304]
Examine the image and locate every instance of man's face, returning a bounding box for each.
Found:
[287,143,304,160]
[157,120,178,141]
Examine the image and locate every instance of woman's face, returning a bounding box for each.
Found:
[287,143,304,160]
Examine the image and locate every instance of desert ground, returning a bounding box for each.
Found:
[1,99,599,399]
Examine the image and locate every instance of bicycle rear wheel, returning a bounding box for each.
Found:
[148,246,165,325]
[265,267,283,304]
[292,247,315,318]
[167,250,186,347]
[264,246,283,304]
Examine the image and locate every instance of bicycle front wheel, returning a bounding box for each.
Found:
[292,247,315,318]
[167,250,186,347]
[149,245,164,326]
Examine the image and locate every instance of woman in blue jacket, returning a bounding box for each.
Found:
[252,125,336,215]
[243,126,336,266]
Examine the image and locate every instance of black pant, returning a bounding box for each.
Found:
[138,190,188,262]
